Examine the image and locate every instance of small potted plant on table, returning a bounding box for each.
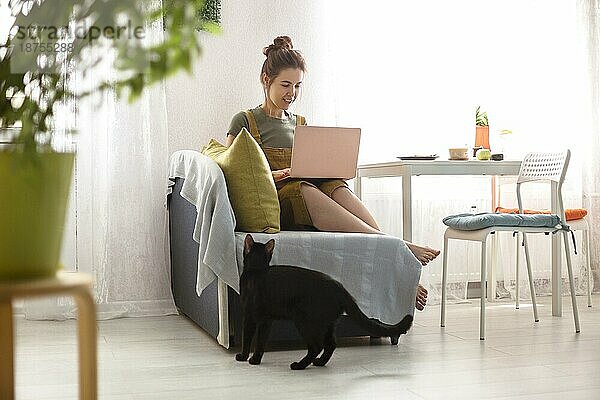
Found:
[475,106,491,160]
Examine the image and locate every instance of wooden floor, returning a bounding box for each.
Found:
[13,295,600,400]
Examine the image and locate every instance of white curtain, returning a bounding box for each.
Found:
[322,0,598,302]
[24,13,176,319]
[579,0,600,296]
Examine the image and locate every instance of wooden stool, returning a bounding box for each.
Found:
[0,272,97,400]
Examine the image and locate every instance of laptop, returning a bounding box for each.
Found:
[289,125,361,179]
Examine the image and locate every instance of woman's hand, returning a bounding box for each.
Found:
[272,168,291,182]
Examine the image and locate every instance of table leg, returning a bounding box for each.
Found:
[551,181,562,317]
[402,170,412,242]
[0,299,15,400]
[74,288,97,400]
[491,176,497,211]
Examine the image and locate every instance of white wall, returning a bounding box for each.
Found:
[166,0,334,154]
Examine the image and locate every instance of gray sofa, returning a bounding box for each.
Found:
[167,150,421,349]
[168,176,373,347]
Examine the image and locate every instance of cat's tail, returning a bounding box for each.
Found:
[342,290,413,337]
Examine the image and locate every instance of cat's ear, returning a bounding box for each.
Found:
[244,234,254,256]
[265,239,275,256]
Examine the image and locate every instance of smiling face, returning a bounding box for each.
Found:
[262,68,303,116]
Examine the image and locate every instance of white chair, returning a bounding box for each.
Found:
[515,216,592,309]
[440,150,581,340]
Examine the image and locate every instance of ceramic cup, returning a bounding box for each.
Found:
[448,148,468,160]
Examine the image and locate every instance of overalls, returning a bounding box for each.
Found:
[243,110,347,230]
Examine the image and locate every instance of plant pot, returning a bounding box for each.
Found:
[0,151,75,280]
[475,126,490,150]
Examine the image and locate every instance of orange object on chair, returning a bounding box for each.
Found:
[495,207,588,221]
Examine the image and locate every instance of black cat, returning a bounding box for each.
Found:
[235,234,413,370]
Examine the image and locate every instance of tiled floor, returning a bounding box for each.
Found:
[13,294,600,399]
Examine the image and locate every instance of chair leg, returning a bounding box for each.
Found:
[522,233,539,322]
[480,240,487,340]
[441,236,449,328]
[515,233,520,309]
[584,230,592,307]
[562,231,581,333]
[489,232,498,301]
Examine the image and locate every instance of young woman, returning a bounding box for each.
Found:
[226,36,437,310]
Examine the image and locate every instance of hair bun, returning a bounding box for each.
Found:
[273,36,293,49]
[263,36,293,57]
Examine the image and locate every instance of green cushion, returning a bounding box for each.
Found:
[201,128,280,233]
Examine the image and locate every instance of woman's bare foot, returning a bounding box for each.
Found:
[406,242,440,266]
[416,284,428,311]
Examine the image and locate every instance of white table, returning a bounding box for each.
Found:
[354,159,566,317]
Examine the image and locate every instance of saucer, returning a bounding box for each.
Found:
[397,154,439,161]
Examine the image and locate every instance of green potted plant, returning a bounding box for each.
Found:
[0,0,219,280]
[475,105,490,151]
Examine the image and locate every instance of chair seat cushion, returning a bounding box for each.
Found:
[495,207,587,221]
[443,212,561,231]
